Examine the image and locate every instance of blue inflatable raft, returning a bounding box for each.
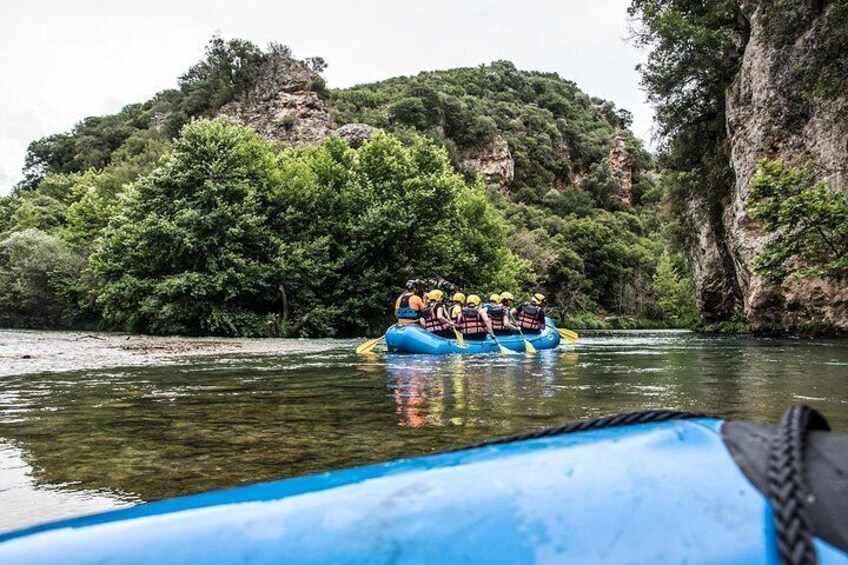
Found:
[1,407,846,564]
[385,317,561,354]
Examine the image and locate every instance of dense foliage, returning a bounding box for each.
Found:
[749,160,848,283]
[1,36,698,334]
[332,62,694,324]
[61,121,522,335]
[332,61,653,203]
[0,229,86,328]
[628,0,745,251]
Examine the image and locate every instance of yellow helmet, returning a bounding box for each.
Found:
[426,290,444,301]
[466,294,481,306]
[452,292,466,303]
[500,291,514,301]
[489,293,502,304]
[532,293,546,305]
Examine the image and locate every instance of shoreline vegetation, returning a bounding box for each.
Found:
[2,28,843,338]
[0,37,701,338]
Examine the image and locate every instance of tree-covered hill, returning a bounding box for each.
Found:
[0,37,697,336]
[329,63,694,325]
[331,62,653,200]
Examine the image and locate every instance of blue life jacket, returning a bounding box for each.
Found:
[396,293,420,320]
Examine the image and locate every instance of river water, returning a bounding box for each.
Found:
[0,329,846,533]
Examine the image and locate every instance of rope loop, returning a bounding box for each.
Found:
[768,405,830,565]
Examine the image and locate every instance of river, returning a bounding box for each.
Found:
[0,329,846,533]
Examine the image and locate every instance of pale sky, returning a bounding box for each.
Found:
[0,0,652,194]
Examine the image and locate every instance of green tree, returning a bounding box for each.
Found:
[748,159,848,282]
[92,119,527,336]
[0,229,86,328]
[92,119,286,336]
[653,250,698,324]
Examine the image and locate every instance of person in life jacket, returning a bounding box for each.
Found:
[485,293,519,335]
[420,290,455,338]
[395,280,425,326]
[449,293,466,321]
[457,294,494,340]
[512,293,546,334]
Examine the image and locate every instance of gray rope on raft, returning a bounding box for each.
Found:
[446,405,828,565]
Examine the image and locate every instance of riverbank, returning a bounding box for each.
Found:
[0,330,347,377]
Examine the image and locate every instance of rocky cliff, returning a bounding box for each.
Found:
[697,0,848,330]
[218,53,333,145]
[459,135,515,187]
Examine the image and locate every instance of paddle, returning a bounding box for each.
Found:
[507,311,537,356]
[552,326,579,343]
[356,335,383,354]
[451,326,468,348]
[490,334,513,355]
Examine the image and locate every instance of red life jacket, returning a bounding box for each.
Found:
[516,303,544,331]
[487,305,506,331]
[458,306,487,335]
[421,304,450,332]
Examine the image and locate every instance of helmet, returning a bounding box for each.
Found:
[466,294,481,307]
[532,293,546,305]
[500,291,514,301]
[452,292,466,303]
[426,290,444,301]
[405,280,418,290]
[489,294,502,304]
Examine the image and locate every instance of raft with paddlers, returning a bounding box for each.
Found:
[385,316,562,354]
[356,280,580,355]
[1,406,845,564]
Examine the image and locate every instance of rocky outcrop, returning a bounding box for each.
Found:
[332,123,376,149]
[608,131,634,205]
[219,53,332,145]
[459,135,515,186]
[687,196,744,323]
[714,0,848,330]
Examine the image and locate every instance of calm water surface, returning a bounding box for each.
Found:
[1,330,846,532]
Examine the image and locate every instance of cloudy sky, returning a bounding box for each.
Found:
[0,0,652,194]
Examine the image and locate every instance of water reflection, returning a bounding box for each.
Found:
[0,331,846,532]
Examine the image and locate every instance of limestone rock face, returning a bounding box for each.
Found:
[332,123,376,149]
[687,196,743,323]
[608,131,634,205]
[718,1,848,330]
[459,135,515,186]
[218,53,332,145]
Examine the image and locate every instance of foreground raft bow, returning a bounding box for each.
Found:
[0,405,846,564]
[385,317,561,354]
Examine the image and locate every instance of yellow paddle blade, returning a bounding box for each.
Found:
[355,336,383,354]
[452,328,468,348]
[495,340,511,355]
[524,339,538,355]
[557,328,579,343]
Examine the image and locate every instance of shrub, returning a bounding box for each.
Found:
[0,229,86,328]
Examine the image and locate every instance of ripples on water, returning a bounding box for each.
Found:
[0,330,846,532]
